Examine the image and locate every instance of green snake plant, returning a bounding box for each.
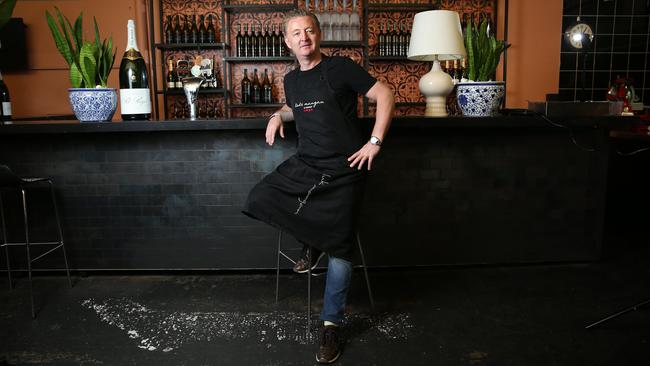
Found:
[45,7,116,88]
[464,19,509,82]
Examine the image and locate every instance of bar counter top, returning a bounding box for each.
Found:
[0,115,618,135]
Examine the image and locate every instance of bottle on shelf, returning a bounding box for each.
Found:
[384,22,393,56]
[198,15,207,43]
[340,0,350,41]
[321,0,331,41]
[398,22,407,56]
[262,68,273,104]
[378,23,386,56]
[331,0,341,41]
[278,25,286,56]
[404,22,411,56]
[207,14,217,43]
[241,68,251,104]
[182,15,190,43]
[164,15,173,44]
[391,21,399,57]
[270,24,279,57]
[236,24,244,57]
[174,14,182,44]
[212,56,220,88]
[190,15,199,43]
[252,68,261,103]
[0,70,12,122]
[243,24,251,58]
[166,59,176,90]
[349,0,360,41]
[252,24,260,58]
[261,25,270,57]
[119,19,152,120]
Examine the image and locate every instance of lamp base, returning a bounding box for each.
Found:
[419,59,454,117]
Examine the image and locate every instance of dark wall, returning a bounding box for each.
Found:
[559,0,650,104]
[0,123,608,270]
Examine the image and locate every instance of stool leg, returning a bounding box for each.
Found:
[21,188,35,319]
[0,192,13,290]
[49,181,72,288]
[275,231,282,303]
[357,231,375,312]
[307,252,312,334]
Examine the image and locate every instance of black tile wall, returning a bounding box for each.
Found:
[0,125,608,270]
[559,0,650,106]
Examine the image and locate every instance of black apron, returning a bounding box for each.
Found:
[243,56,366,260]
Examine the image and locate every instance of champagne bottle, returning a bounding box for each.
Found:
[241,68,251,103]
[236,24,244,57]
[207,15,217,43]
[198,15,207,43]
[174,15,182,44]
[0,70,12,122]
[252,68,261,103]
[119,20,152,120]
[166,59,176,89]
[262,68,272,104]
[164,15,173,44]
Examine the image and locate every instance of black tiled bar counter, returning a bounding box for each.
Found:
[0,116,612,270]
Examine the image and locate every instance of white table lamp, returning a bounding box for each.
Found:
[408,10,466,117]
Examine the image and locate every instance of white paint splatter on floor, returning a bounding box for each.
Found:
[81,298,413,352]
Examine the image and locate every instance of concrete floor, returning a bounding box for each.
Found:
[1,238,650,365]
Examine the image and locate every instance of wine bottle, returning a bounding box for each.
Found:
[321,0,331,41]
[198,15,207,43]
[340,0,350,41]
[391,22,400,57]
[166,59,176,89]
[243,24,251,58]
[182,15,190,44]
[270,24,278,57]
[330,1,341,41]
[398,22,407,56]
[119,19,152,120]
[236,24,244,57]
[164,15,173,44]
[349,0,360,41]
[378,23,385,56]
[241,68,251,104]
[251,24,260,58]
[278,26,286,56]
[207,15,217,43]
[0,70,12,122]
[261,25,269,57]
[262,68,272,104]
[252,68,261,103]
[174,14,182,44]
[190,15,199,44]
[385,23,392,56]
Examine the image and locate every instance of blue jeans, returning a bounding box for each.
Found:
[320,255,353,324]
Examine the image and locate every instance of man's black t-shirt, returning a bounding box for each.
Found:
[284,56,376,123]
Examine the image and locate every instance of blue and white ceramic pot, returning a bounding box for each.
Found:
[68,88,118,122]
[456,81,505,117]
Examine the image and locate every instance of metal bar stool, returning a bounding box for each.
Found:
[275,230,375,333]
[0,164,72,318]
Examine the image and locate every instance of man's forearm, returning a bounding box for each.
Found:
[275,104,294,122]
[371,87,394,141]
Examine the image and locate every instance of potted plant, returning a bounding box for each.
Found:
[46,7,117,122]
[456,19,509,117]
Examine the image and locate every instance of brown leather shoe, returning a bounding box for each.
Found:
[293,245,325,273]
[316,325,341,364]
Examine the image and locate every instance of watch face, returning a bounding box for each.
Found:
[565,22,594,49]
[370,136,381,145]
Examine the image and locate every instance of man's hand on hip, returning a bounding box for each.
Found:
[347,143,381,170]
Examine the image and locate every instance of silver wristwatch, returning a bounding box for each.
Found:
[369,136,382,146]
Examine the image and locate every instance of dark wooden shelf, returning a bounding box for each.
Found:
[228,103,284,108]
[223,4,296,13]
[321,41,365,48]
[157,88,226,95]
[223,56,294,62]
[368,56,417,61]
[155,42,228,50]
[367,3,437,12]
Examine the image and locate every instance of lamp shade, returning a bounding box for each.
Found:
[407,10,466,61]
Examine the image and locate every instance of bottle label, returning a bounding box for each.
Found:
[167,82,175,89]
[1,102,11,116]
[120,88,151,114]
